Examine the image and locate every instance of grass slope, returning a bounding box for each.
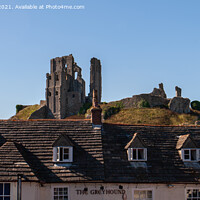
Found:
[9,102,199,126]
[104,108,198,125]
[10,105,40,120]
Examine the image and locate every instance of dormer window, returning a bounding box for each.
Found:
[125,133,147,162]
[53,146,73,162]
[128,148,147,161]
[52,134,74,163]
[176,134,200,162]
[182,149,200,162]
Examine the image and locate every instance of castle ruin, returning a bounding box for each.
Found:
[88,58,102,103]
[46,54,102,119]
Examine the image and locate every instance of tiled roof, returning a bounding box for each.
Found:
[1,120,200,184]
[124,132,146,149]
[176,134,198,149]
[0,141,39,182]
[52,134,75,147]
[0,120,104,183]
[102,123,200,183]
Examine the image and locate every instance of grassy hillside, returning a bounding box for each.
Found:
[10,105,40,120]
[9,102,199,126]
[104,107,198,125]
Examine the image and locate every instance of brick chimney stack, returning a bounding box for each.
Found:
[91,90,102,126]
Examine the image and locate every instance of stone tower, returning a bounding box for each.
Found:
[89,58,102,103]
[46,54,85,119]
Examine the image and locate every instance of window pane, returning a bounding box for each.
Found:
[64,188,68,192]
[134,190,139,199]
[0,197,3,200]
[188,193,192,198]
[184,150,189,154]
[139,190,146,199]
[0,184,3,195]
[184,150,190,160]
[54,187,68,200]
[4,184,10,195]
[64,148,69,154]
[64,148,69,160]
[54,188,58,195]
[138,149,144,159]
[193,190,198,197]
[59,188,63,195]
[185,155,190,159]
[186,189,200,200]
[60,148,63,161]
[191,150,197,161]
[4,197,10,200]
[64,189,68,195]
[147,190,152,198]
[133,149,137,159]
[134,190,153,200]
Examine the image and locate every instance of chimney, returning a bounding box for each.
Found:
[91,90,102,127]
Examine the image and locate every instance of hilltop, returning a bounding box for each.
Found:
[9,82,200,125]
[10,100,199,126]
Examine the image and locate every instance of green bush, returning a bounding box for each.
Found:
[115,101,124,109]
[16,104,24,114]
[191,101,200,111]
[78,102,92,115]
[103,102,123,119]
[138,99,150,108]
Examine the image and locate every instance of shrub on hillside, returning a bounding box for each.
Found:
[16,104,24,114]
[103,102,123,119]
[138,99,150,108]
[191,101,200,111]
[78,102,92,115]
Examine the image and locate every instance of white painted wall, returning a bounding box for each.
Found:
[11,182,39,200]
[9,182,200,200]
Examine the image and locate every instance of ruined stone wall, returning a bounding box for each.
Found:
[89,58,102,103]
[119,83,191,114]
[46,54,86,119]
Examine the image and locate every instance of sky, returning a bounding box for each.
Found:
[0,0,200,119]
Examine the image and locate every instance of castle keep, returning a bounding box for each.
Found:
[46,54,102,119]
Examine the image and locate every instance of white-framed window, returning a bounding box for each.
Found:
[0,183,10,200]
[53,187,68,200]
[53,147,73,162]
[128,148,147,161]
[182,149,200,161]
[133,189,153,200]
[186,188,200,200]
